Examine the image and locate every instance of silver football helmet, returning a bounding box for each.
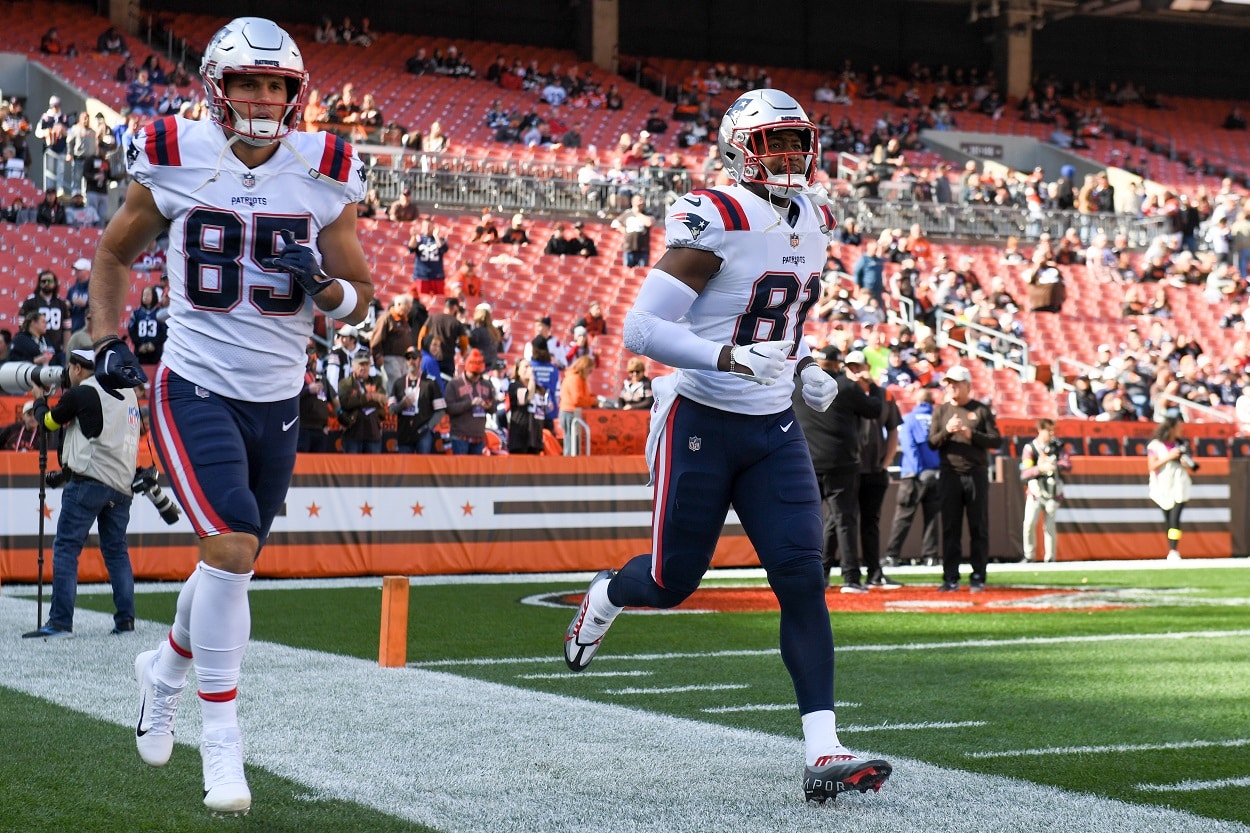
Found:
[200,17,308,147]
[718,89,818,199]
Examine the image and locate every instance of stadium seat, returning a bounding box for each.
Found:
[1086,436,1123,456]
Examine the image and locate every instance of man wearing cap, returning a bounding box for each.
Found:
[34,94,70,193]
[443,348,495,454]
[66,257,92,333]
[338,354,388,453]
[568,221,598,258]
[882,387,942,567]
[0,399,42,452]
[388,346,446,454]
[26,349,140,637]
[929,366,1001,591]
[794,347,886,591]
[419,297,470,380]
[387,187,420,223]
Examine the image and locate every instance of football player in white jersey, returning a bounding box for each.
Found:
[88,18,373,816]
[564,89,892,803]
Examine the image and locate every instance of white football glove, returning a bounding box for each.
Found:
[729,340,792,386]
[800,364,839,411]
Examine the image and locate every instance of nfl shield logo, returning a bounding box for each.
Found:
[241,172,256,189]
[688,436,702,452]
[789,232,801,248]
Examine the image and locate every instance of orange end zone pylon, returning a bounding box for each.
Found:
[379,575,410,667]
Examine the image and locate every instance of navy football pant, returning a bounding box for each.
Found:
[608,396,835,714]
[151,367,298,550]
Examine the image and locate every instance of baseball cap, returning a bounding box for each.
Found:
[539,316,552,328]
[573,325,587,337]
[22,400,34,414]
[48,95,60,106]
[844,350,867,366]
[72,257,91,271]
[816,345,842,362]
[69,348,95,368]
[337,324,358,338]
[1097,343,1112,352]
[404,346,420,358]
[352,354,372,366]
[464,348,486,373]
[475,302,492,313]
[944,365,972,383]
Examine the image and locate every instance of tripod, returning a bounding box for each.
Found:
[21,423,50,638]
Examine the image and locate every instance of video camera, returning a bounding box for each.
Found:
[132,465,182,525]
[0,362,67,395]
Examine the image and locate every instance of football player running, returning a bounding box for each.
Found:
[89,18,373,816]
[564,89,891,804]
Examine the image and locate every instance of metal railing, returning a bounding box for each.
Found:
[567,416,592,456]
[935,309,1031,375]
[1154,392,1235,424]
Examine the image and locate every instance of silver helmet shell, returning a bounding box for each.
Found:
[200,17,308,147]
[717,89,818,198]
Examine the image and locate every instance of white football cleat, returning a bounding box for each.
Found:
[1166,549,1182,563]
[134,649,185,767]
[564,569,617,672]
[202,727,251,816]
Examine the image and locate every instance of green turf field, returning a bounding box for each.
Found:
[2,562,1248,832]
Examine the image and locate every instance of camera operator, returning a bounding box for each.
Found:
[388,346,445,454]
[27,349,140,638]
[1147,416,1197,563]
[0,400,42,451]
[1020,418,1073,563]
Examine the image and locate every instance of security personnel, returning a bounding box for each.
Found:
[26,349,141,638]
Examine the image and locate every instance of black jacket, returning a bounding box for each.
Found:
[793,370,883,474]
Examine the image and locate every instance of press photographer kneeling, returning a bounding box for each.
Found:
[26,349,142,638]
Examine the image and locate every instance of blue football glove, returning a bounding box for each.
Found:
[263,229,332,296]
[94,336,148,400]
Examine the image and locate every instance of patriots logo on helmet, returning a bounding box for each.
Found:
[724,97,752,122]
[672,212,710,242]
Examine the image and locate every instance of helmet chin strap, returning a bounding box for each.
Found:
[226,101,290,147]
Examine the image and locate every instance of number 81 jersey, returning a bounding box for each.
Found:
[665,183,835,415]
[126,116,366,402]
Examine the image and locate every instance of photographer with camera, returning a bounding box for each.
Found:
[26,349,140,638]
[1020,418,1073,563]
[1147,416,1198,563]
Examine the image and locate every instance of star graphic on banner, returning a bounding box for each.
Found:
[460,501,474,516]
[42,504,53,520]
[410,501,424,517]
[307,502,321,518]
[360,502,374,517]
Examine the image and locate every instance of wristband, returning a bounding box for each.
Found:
[92,334,121,351]
[322,279,358,320]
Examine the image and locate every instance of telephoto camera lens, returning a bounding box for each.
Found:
[0,362,67,394]
[144,483,183,525]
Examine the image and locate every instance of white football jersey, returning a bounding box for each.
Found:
[664,183,834,415]
[126,117,366,401]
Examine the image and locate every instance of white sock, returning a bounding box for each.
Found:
[153,566,200,689]
[587,577,623,624]
[802,710,848,766]
[190,562,252,734]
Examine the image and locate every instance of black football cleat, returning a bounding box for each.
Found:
[803,753,892,804]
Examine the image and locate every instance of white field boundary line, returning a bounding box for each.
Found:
[411,629,1250,667]
[1138,777,1250,793]
[1,598,1247,833]
[970,739,1250,759]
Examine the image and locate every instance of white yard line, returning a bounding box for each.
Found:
[844,721,988,733]
[1138,777,1250,793]
[970,738,1250,759]
[704,702,861,713]
[518,670,654,680]
[413,629,1250,667]
[1,597,1246,833]
[604,683,750,695]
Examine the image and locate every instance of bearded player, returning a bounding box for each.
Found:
[564,89,892,804]
[88,18,373,815]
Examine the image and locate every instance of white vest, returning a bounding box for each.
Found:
[63,377,141,495]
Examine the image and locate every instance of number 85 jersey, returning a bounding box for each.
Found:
[665,183,835,415]
[126,116,366,402]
